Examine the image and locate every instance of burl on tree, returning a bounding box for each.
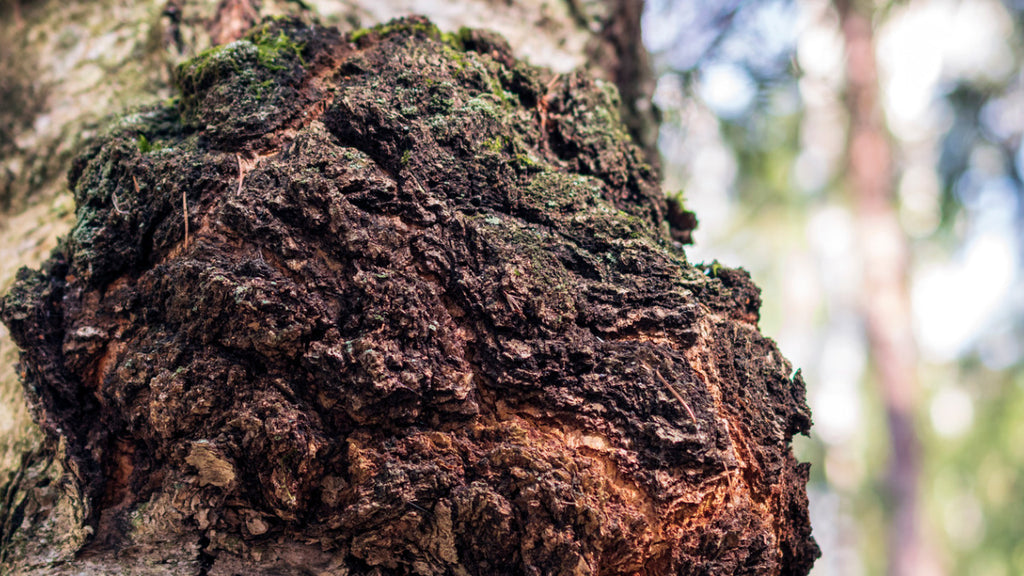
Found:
[0,17,818,576]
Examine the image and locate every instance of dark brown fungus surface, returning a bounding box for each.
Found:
[1,16,819,575]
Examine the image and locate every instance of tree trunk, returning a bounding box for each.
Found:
[0,4,817,575]
[0,0,659,473]
[0,0,655,514]
[834,3,939,575]
[0,0,656,213]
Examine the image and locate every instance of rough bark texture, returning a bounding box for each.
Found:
[0,0,657,213]
[1,17,816,576]
[0,0,659,530]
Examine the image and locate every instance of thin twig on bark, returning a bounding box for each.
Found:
[183,190,189,249]
[653,368,700,433]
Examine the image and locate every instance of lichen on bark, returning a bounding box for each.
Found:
[0,16,818,575]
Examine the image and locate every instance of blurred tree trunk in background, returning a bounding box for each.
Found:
[0,0,655,483]
[834,1,939,575]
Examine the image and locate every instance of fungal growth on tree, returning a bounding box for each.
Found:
[0,17,818,575]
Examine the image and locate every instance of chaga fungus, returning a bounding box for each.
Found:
[1,16,819,575]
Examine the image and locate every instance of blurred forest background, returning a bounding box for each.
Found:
[643,0,1024,574]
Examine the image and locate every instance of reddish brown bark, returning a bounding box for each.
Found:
[0,17,818,575]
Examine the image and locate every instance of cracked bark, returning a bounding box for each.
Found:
[0,9,816,576]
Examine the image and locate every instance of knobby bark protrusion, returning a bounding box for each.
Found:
[1,18,818,575]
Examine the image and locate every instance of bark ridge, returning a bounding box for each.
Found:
[0,17,818,575]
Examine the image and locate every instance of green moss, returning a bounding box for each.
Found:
[700,260,723,278]
[349,28,371,43]
[439,31,461,50]
[666,190,686,209]
[461,95,502,121]
[441,44,470,73]
[400,149,412,166]
[171,22,314,136]
[179,26,303,81]
[383,19,441,39]
[440,27,474,51]
[482,66,516,108]
[175,24,304,106]
[254,79,276,98]
[136,134,160,153]
[251,28,306,70]
[427,86,455,114]
[522,171,603,214]
[178,42,242,90]
[490,223,578,326]
[349,19,442,44]
[514,153,542,172]
[128,501,152,531]
[482,136,505,154]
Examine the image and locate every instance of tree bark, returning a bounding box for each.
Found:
[0,4,816,575]
[0,0,656,213]
[0,0,660,463]
[0,0,657,510]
